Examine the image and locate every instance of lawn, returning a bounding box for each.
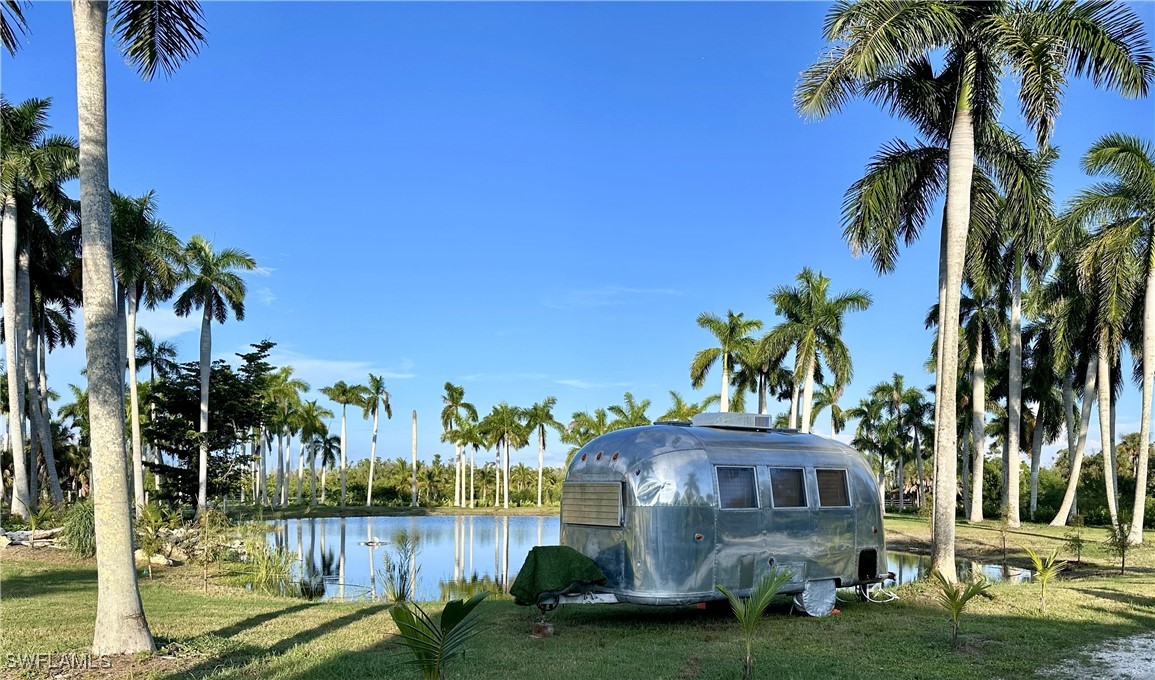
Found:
[1,515,1152,679]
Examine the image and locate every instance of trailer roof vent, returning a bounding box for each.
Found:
[691,412,795,432]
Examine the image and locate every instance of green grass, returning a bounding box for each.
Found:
[1,516,1153,679]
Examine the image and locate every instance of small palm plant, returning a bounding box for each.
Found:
[26,506,55,549]
[933,571,991,650]
[716,568,794,680]
[1023,547,1066,614]
[390,593,489,680]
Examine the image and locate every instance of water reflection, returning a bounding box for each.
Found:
[267,515,559,602]
[887,551,1033,585]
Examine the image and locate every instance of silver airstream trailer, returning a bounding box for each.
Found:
[558,413,887,613]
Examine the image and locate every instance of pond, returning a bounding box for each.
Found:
[265,515,1031,602]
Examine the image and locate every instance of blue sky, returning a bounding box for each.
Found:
[5,1,1154,470]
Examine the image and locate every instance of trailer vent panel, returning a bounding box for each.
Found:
[562,482,624,527]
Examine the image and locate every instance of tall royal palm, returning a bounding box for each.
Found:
[1067,133,1155,544]
[111,190,181,512]
[363,373,392,507]
[480,403,527,509]
[523,397,562,507]
[135,328,176,487]
[294,399,332,506]
[266,366,308,507]
[319,380,369,508]
[690,310,762,413]
[174,235,255,513]
[440,382,476,508]
[1,96,76,517]
[769,268,871,435]
[811,383,847,437]
[0,0,209,655]
[797,0,1152,580]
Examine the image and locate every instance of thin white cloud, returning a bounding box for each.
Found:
[256,287,277,305]
[555,378,634,389]
[268,349,415,392]
[250,266,276,277]
[461,372,551,383]
[136,308,201,342]
[542,286,682,310]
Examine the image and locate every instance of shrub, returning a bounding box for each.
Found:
[380,531,421,602]
[61,501,96,558]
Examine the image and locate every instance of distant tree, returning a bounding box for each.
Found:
[690,310,762,413]
[319,380,370,508]
[524,397,563,507]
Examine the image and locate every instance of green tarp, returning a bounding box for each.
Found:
[511,545,607,606]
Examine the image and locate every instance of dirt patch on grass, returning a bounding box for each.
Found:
[0,544,89,566]
[1038,632,1155,679]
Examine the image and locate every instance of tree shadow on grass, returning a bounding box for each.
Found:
[162,603,392,679]
[1074,587,1155,610]
[0,567,96,600]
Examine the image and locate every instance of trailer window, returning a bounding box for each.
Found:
[769,468,806,508]
[817,469,850,507]
[717,467,758,509]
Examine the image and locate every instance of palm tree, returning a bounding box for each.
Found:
[797,0,1152,581]
[769,268,872,435]
[563,408,614,462]
[732,334,791,416]
[811,383,846,437]
[608,392,651,429]
[457,417,485,508]
[690,310,762,413]
[363,373,393,507]
[1067,133,1155,544]
[847,396,887,504]
[319,380,369,508]
[135,328,176,488]
[440,382,477,508]
[659,390,719,422]
[266,366,309,507]
[3,0,209,654]
[1,96,76,517]
[174,234,255,513]
[479,403,527,509]
[294,400,332,506]
[111,190,181,513]
[313,427,340,506]
[523,397,563,507]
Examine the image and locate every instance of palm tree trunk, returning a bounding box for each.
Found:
[932,91,974,582]
[960,433,970,515]
[367,409,379,507]
[126,286,144,513]
[1051,358,1096,526]
[410,410,417,507]
[1097,333,1119,526]
[320,460,327,505]
[788,377,800,429]
[1030,407,1044,521]
[915,431,925,508]
[537,429,544,507]
[469,447,476,509]
[197,304,211,513]
[30,309,63,506]
[259,428,268,506]
[309,444,317,507]
[275,426,285,507]
[296,437,304,504]
[720,354,730,413]
[1062,370,1077,515]
[336,405,346,508]
[1130,258,1155,544]
[1006,261,1023,527]
[2,194,30,519]
[503,438,510,509]
[799,353,817,434]
[73,0,154,653]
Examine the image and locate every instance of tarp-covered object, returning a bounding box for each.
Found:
[511,545,607,606]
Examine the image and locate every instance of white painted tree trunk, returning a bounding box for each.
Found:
[366,408,378,507]
[1051,359,1096,526]
[453,440,461,507]
[1006,264,1023,527]
[3,195,30,519]
[1130,258,1155,544]
[339,405,347,508]
[469,447,475,509]
[932,95,974,583]
[915,431,925,508]
[296,437,305,504]
[73,0,154,653]
[799,353,816,435]
[787,379,799,429]
[126,287,144,512]
[1097,334,1119,527]
[197,304,211,513]
[537,429,544,507]
[275,426,284,507]
[410,410,417,507]
[503,438,510,509]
